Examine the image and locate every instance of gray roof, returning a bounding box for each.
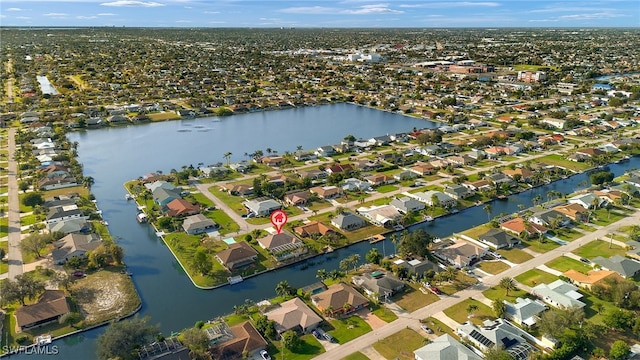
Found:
[331,212,366,229]
[414,334,481,360]
[457,319,535,360]
[389,197,425,213]
[182,214,217,232]
[52,233,102,263]
[593,255,640,278]
[532,280,585,308]
[47,218,90,234]
[478,229,519,248]
[352,272,404,296]
[243,198,281,215]
[504,297,547,325]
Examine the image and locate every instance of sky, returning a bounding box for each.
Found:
[0,0,639,28]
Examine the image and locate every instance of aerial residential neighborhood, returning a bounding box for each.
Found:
[1,15,640,360]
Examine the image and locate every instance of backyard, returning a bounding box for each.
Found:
[393,283,440,312]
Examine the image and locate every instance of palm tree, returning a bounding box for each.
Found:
[82,176,94,190]
[493,299,506,318]
[483,204,492,221]
[390,233,399,255]
[275,280,294,298]
[532,195,542,207]
[316,269,327,282]
[223,152,232,166]
[466,303,479,318]
[444,266,457,282]
[499,277,516,296]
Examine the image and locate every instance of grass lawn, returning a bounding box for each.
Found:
[342,352,370,360]
[552,227,585,242]
[443,298,494,326]
[393,283,440,312]
[186,192,215,207]
[327,315,372,344]
[42,186,89,199]
[370,302,398,322]
[372,328,426,360]
[574,223,597,232]
[572,240,627,259]
[209,187,247,215]
[307,200,331,212]
[0,217,7,238]
[20,213,41,226]
[438,272,477,295]
[203,209,240,235]
[538,154,591,172]
[376,184,399,193]
[421,317,457,338]
[477,261,510,275]
[515,269,558,287]
[461,224,494,239]
[148,112,180,121]
[520,238,560,253]
[497,248,533,263]
[545,257,592,274]
[482,286,530,303]
[270,334,325,360]
[309,213,384,244]
[590,209,626,226]
[0,242,7,273]
[163,232,230,287]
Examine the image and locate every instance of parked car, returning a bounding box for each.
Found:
[580,257,591,264]
[420,325,433,334]
[324,333,337,343]
[428,286,442,295]
[312,330,323,340]
[259,350,271,360]
[72,270,86,278]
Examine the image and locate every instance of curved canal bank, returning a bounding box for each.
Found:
[9,104,639,359]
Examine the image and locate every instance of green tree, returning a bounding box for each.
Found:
[255,315,277,340]
[281,330,299,350]
[365,248,382,265]
[96,316,159,360]
[180,327,210,359]
[191,249,212,276]
[466,303,479,318]
[21,192,44,207]
[493,299,506,318]
[0,274,45,306]
[18,181,30,193]
[609,340,630,360]
[603,308,634,330]
[19,233,52,259]
[484,346,514,360]
[499,277,516,296]
[275,280,295,298]
[484,204,492,221]
[316,268,327,281]
[398,228,434,257]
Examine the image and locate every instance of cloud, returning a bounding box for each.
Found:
[175,19,191,23]
[16,16,32,19]
[98,13,117,16]
[281,4,403,15]
[208,20,226,24]
[7,7,22,11]
[77,15,98,19]
[559,12,625,20]
[44,12,69,16]
[400,2,499,8]
[101,1,164,7]
[204,11,220,14]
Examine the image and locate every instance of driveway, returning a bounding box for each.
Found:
[355,308,387,330]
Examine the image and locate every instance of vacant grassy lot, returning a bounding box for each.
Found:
[552,227,585,242]
[515,269,558,287]
[590,208,626,226]
[372,328,426,360]
[521,238,560,253]
[477,261,510,275]
[327,316,372,344]
[393,283,440,312]
[572,240,627,259]
[209,187,247,215]
[545,256,592,274]
[376,184,399,193]
[497,248,533,263]
[148,112,180,121]
[164,232,230,287]
[461,224,494,239]
[342,352,370,360]
[203,209,240,235]
[269,334,325,360]
[438,272,477,295]
[482,286,530,303]
[42,185,89,199]
[538,154,592,171]
[421,316,456,338]
[443,298,494,326]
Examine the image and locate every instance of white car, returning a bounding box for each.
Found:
[259,350,271,360]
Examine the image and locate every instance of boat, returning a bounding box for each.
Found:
[497,195,507,200]
[228,275,243,285]
[35,334,52,346]
[423,215,434,222]
[125,193,134,200]
[621,155,631,162]
[368,234,386,244]
[136,213,148,223]
[392,224,405,231]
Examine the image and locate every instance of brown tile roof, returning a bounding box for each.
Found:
[212,321,267,360]
[258,232,302,250]
[563,269,620,286]
[294,221,334,237]
[216,242,258,266]
[266,297,323,333]
[312,283,368,314]
[15,290,69,328]
[165,198,200,217]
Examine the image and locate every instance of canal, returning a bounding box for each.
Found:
[11,104,640,359]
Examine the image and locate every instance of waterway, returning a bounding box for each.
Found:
[35,76,58,95]
[9,104,640,359]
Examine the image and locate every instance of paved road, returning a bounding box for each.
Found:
[313,210,640,359]
[7,128,23,280]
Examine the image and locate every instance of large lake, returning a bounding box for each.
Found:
[12,103,639,359]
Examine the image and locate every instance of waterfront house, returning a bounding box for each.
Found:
[229,161,251,173]
[48,218,91,235]
[457,319,536,360]
[414,334,481,360]
[311,283,369,317]
[215,242,259,270]
[16,290,70,331]
[357,205,402,227]
[592,255,640,279]
[485,173,515,188]
[38,174,78,191]
[552,204,588,222]
[576,148,604,158]
[444,184,474,200]
[502,168,534,183]
[52,233,102,265]
[165,198,200,217]
[182,214,217,235]
[310,185,343,199]
[411,191,456,208]
[477,229,520,249]
[210,321,268,360]
[294,152,317,162]
[563,269,621,290]
[331,212,367,231]
[568,193,605,209]
[260,156,284,167]
[46,204,88,224]
[284,190,311,206]
[265,297,323,335]
[529,209,571,228]
[434,240,486,268]
[393,258,441,278]
[243,197,281,216]
[315,145,336,157]
[152,187,181,207]
[294,221,334,238]
[199,166,230,177]
[257,232,304,254]
[390,196,425,214]
[463,179,492,192]
[594,189,625,204]
[503,297,547,327]
[500,217,547,239]
[532,280,585,309]
[352,271,405,301]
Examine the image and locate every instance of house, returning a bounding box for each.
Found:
[199,166,230,177]
[568,193,605,209]
[626,240,640,261]
[297,169,328,180]
[165,198,200,217]
[443,184,474,200]
[576,148,604,158]
[448,155,476,167]
[393,170,417,181]
[434,240,487,268]
[393,258,441,278]
[485,173,515,187]
[357,205,402,227]
[503,297,547,327]
[243,198,281,216]
[215,242,259,270]
[365,174,393,187]
[500,217,547,238]
[553,204,588,222]
[478,229,520,249]
[410,162,435,176]
[52,233,102,265]
[592,255,640,279]
[352,271,405,301]
[310,185,343,199]
[38,175,78,190]
[341,178,371,192]
[137,337,190,360]
[182,214,217,235]
[411,191,456,208]
[46,204,88,224]
[47,218,91,235]
[257,232,304,253]
[210,321,268,360]
[265,297,323,335]
[316,145,336,157]
[563,269,621,290]
[502,168,534,182]
[414,334,481,360]
[294,152,317,161]
[529,210,571,228]
[532,280,585,309]
[294,221,334,238]
[145,180,178,192]
[594,189,625,204]
[220,183,253,196]
[331,212,367,231]
[542,118,567,129]
[325,163,353,174]
[229,161,251,173]
[463,179,492,192]
[311,283,369,317]
[390,196,425,214]
[284,191,311,206]
[457,319,536,360]
[15,290,70,331]
[153,187,181,207]
[260,156,284,167]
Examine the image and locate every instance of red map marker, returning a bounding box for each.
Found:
[270,210,288,234]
